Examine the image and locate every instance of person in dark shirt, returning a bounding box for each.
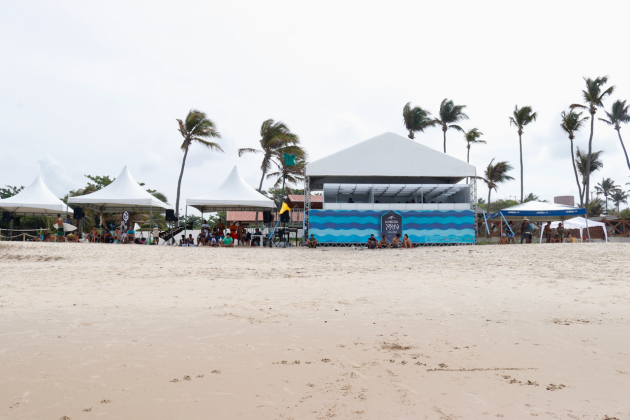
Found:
[367,234,377,250]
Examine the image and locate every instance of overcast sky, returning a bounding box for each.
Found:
[2,0,630,213]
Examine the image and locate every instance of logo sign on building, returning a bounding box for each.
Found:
[380,210,402,242]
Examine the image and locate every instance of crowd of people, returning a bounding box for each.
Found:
[498,218,582,244]
[178,219,263,247]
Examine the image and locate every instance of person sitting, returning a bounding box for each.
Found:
[102,230,113,243]
[216,219,226,240]
[390,233,401,248]
[251,228,262,246]
[127,227,136,244]
[209,233,219,247]
[197,231,206,246]
[186,234,196,247]
[307,234,318,248]
[367,234,377,250]
[402,234,413,248]
[87,227,98,243]
[42,229,52,242]
[68,232,80,243]
[179,235,186,246]
[222,235,234,247]
[378,235,388,249]
[113,228,121,243]
[565,231,574,243]
[238,223,247,246]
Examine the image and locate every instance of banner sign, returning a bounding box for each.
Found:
[380,210,402,242]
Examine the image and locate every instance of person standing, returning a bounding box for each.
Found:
[557,222,565,242]
[520,218,532,244]
[152,225,161,245]
[216,219,226,240]
[55,214,65,242]
[543,222,552,243]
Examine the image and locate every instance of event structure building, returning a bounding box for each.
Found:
[304,132,477,244]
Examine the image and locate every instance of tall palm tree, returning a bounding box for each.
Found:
[402,102,435,140]
[175,110,223,219]
[477,159,514,215]
[434,99,468,153]
[238,119,302,191]
[594,178,620,213]
[610,189,629,212]
[575,147,604,205]
[599,99,630,171]
[560,110,589,206]
[570,76,615,219]
[509,105,537,203]
[266,153,307,204]
[463,128,486,163]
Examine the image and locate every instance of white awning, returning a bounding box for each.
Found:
[187,166,275,212]
[0,176,72,216]
[68,166,172,212]
[306,132,476,178]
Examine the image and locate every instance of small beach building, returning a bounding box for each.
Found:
[304,132,477,244]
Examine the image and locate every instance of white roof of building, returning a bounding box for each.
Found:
[187,166,275,212]
[67,166,172,212]
[0,176,72,216]
[306,132,476,178]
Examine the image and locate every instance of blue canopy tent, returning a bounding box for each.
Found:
[487,201,585,222]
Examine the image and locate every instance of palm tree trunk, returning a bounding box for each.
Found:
[518,132,524,203]
[175,145,190,220]
[255,154,270,223]
[486,189,492,238]
[585,111,595,241]
[569,139,583,206]
[467,146,470,163]
[443,130,447,153]
[616,128,630,171]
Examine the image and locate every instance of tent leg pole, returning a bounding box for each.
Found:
[149,206,153,245]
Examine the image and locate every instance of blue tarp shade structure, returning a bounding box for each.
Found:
[487,201,586,222]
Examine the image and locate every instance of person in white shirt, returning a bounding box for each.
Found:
[152,225,161,245]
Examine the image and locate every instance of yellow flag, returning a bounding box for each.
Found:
[279,202,291,214]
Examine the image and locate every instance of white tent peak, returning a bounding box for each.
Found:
[306,132,476,178]
[187,166,274,211]
[68,166,172,211]
[0,175,71,216]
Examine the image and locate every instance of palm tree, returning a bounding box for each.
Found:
[560,110,589,206]
[477,159,514,216]
[610,189,629,212]
[588,198,605,217]
[238,119,302,191]
[402,102,435,139]
[575,147,604,205]
[434,99,468,153]
[570,76,615,219]
[599,99,630,171]
[463,128,486,163]
[594,178,620,213]
[175,110,223,219]
[266,153,307,204]
[509,105,537,203]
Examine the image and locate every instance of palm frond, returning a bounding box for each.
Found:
[192,139,224,152]
[448,124,465,133]
[238,147,261,157]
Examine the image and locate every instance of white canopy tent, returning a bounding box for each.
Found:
[187,166,275,212]
[539,217,608,242]
[0,176,73,217]
[68,166,172,212]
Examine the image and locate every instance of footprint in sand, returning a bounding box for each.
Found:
[183,376,191,381]
[546,384,566,391]
[170,379,180,382]
[211,370,221,374]
[196,374,204,378]
[83,408,92,412]
[321,359,330,363]
[60,416,71,420]
[100,399,112,404]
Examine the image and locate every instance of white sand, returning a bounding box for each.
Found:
[1,242,629,419]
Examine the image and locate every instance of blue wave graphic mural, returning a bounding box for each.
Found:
[309,209,474,244]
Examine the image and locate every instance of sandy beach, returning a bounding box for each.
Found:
[1,242,629,419]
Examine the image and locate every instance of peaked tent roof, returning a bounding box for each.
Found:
[0,176,73,216]
[306,132,476,178]
[187,166,275,212]
[488,201,586,221]
[67,166,172,212]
